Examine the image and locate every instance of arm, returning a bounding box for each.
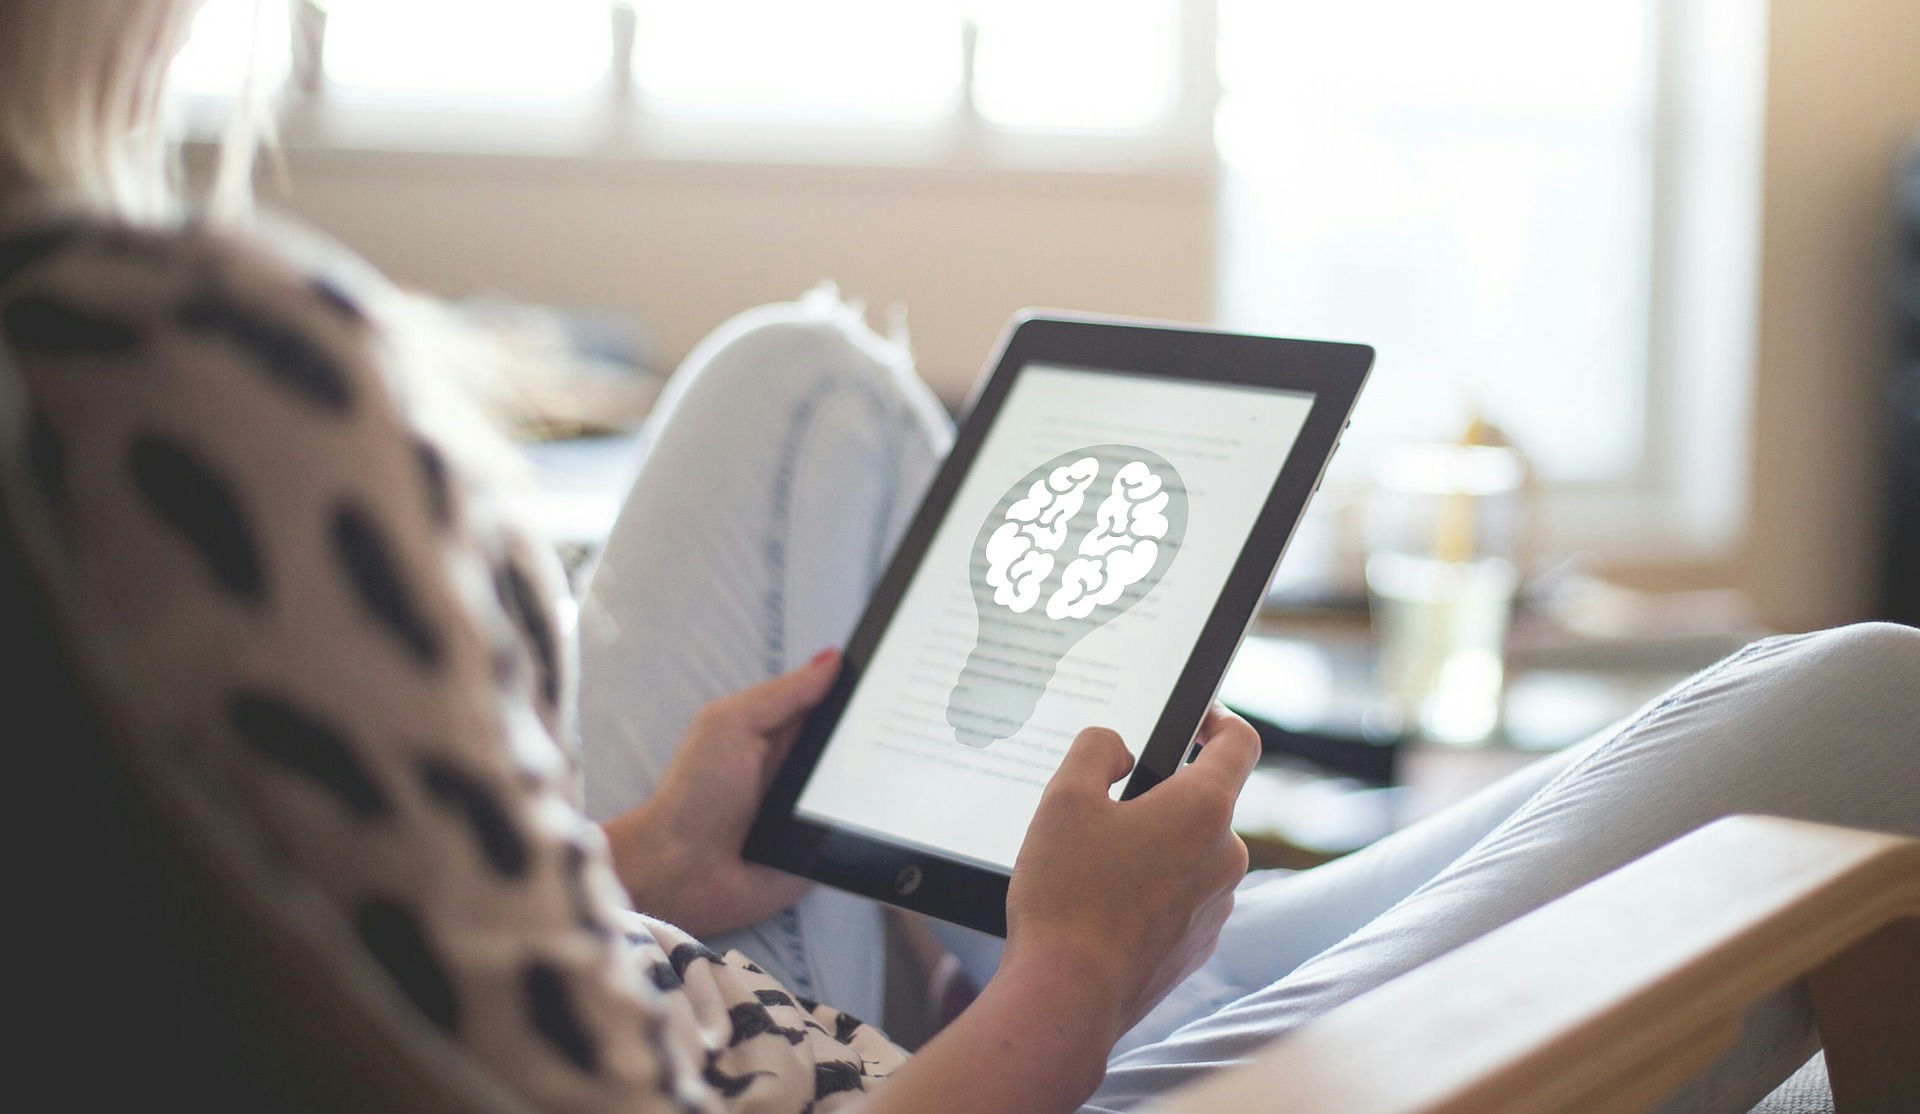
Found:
[855,948,1125,1114]
[864,708,1262,1114]
[599,649,836,936]
[597,679,1264,1112]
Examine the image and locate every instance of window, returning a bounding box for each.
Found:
[970,0,1181,132]
[1217,0,1768,566]
[170,1,1193,140]
[168,0,1765,563]
[168,0,290,99]
[1217,0,1656,485]
[323,0,611,101]
[632,1,960,124]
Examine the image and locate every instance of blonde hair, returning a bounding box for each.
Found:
[0,0,269,222]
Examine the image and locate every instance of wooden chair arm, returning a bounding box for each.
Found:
[1153,815,1920,1114]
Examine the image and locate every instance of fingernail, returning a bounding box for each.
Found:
[809,647,838,667]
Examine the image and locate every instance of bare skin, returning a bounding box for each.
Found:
[601,648,837,936]
[602,650,1262,1114]
[868,708,1258,1114]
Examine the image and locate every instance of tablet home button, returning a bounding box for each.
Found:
[895,865,924,896]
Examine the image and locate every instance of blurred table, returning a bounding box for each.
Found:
[1225,609,1751,869]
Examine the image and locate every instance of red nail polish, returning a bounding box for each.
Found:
[809,647,837,666]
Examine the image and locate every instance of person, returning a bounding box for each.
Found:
[2,4,1915,1112]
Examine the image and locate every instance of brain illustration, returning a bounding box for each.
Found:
[1047,460,1173,620]
[982,455,1099,614]
[948,445,1188,748]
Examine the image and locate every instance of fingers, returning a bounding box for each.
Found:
[1185,705,1261,796]
[720,647,841,732]
[1051,726,1136,793]
[1195,703,1234,745]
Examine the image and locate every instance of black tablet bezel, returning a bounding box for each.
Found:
[744,313,1373,936]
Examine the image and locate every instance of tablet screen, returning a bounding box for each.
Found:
[793,363,1316,872]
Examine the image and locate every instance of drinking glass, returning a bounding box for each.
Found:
[1366,443,1525,745]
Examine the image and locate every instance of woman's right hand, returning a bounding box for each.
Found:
[861,708,1260,1114]
[1004,705,1262,1045]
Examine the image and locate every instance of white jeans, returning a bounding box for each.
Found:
[576,294,1920,1113]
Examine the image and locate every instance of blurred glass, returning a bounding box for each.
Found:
[1366,443,1525,745]
[1216,0,1655,484]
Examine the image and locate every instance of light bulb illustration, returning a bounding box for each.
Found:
[946,444,1187,748]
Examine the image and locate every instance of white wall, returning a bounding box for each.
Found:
[268,149,1214,404]
[1719,0,1919,629]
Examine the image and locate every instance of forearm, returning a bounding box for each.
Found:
[599,803,690,922]
[861,947,1123,1114]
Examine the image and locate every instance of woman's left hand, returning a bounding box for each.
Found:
[600,649,840,936]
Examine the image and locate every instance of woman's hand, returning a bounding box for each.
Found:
[600,649,839,937]
[1005,706,1261,1048]
[863,707,1261,1114]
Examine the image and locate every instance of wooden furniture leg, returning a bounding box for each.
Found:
[1809,917,1920,1112]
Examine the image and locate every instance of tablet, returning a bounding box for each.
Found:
[745,314,1372,936]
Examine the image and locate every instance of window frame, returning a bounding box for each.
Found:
[189,0,1220,175]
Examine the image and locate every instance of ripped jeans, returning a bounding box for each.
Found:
[574,291,1920,1113]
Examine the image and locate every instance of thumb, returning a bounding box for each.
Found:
[1050,727,1135,794]
[727,648,841,731]
[1185,706,1262,797]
